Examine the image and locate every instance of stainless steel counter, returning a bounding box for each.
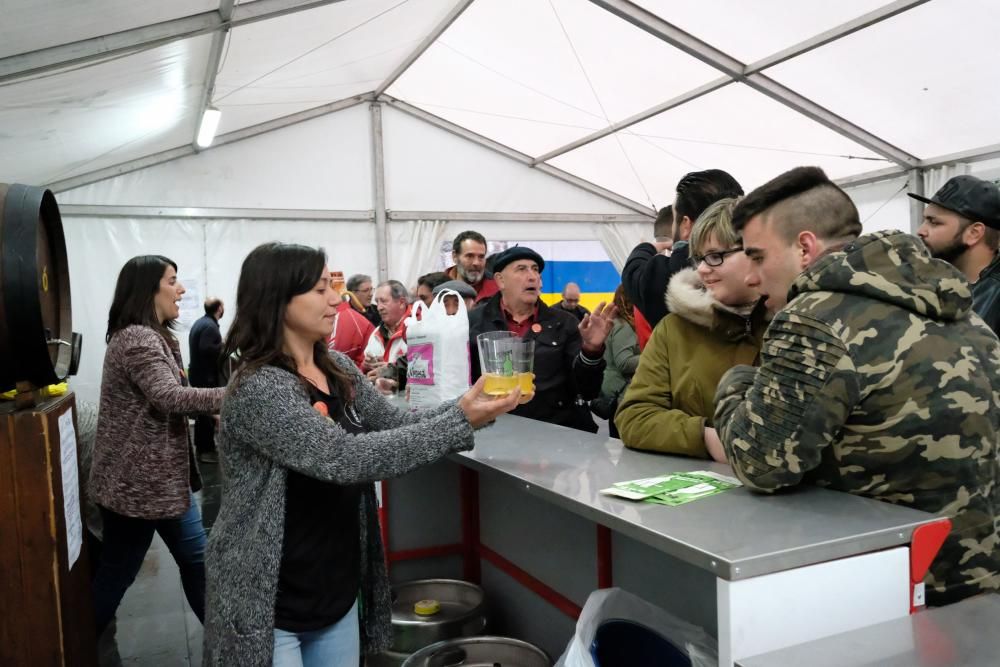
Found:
[736,593,1000,667]
[455,415,937,581]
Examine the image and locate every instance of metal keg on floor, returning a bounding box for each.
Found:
[368,579,488,667]
[402,636,551,667]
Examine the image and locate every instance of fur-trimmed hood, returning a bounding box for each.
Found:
[664,268,767,339]
[665,268,717,329]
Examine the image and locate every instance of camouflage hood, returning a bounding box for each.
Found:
[789,230,973,322]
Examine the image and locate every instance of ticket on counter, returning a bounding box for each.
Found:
[601,471,741,505]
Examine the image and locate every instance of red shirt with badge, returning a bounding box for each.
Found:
[500,299,540,338]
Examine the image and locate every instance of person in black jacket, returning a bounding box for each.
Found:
[189,298,225,463]
[469,246,616,433]
[911,175,1000,335]
[622,170,743,329]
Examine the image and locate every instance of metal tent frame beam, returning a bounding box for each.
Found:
[587,0,919,169]
[536,0,929,165]
[47,93,372,192]
[381,95,652,216]
[836,142,1000,189]
[193,0,237,149]
[374,0,474,97]
[370,102,390,282]
[0,0,347,85]
[387,211,651,223]
[59,205,374,220]
[532,77,731,165]
[743,0,931,74]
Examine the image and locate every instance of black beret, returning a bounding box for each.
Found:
[492,246,545,273]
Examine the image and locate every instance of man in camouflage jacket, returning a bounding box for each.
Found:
[714,167,1000,606]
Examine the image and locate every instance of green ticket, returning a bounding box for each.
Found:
[600,471,741,505]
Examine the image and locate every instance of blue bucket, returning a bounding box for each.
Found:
[590,619,692,667]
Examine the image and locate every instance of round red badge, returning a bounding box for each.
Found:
[531,323,542,333]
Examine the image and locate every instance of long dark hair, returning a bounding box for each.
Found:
[223,243,353,400]
[613,284,635,330]
[106,255,178,343]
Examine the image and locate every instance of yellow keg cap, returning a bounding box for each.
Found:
[414,599,441,616]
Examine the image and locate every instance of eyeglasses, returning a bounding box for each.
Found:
[690,247,743,268]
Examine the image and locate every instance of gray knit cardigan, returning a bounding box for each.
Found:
[202,353,475,665]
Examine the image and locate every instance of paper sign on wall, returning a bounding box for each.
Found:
[58,408,83,569]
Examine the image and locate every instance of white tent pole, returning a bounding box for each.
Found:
[744,0,931,74]
[532,77,730,165]
[47,93,372,193]
[836,142,1000,189]
[0,0,347,85]
[58,205,373,220]
[835,167,907,189]
[587,0,919,169]
[374,0,475,97]
[535,0,929,166]
[193,0,237,150]
[370,102,390,283]
[908,168,925,233]
[387,211,651,223]
[382,96,653,215]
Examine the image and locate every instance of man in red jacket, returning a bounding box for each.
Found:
[327,297,375,370]
[445,230,499,303]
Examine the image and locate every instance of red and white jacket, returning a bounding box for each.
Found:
[363,307,411,364]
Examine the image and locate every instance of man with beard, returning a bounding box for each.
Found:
[446,230,499,304]
[911,175,1000,334]
[714,166,999,606]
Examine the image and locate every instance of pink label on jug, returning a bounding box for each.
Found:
[407,343,435,386]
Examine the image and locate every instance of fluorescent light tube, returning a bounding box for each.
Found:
[196,107,222,148]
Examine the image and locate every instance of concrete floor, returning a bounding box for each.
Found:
[97,462,222,667]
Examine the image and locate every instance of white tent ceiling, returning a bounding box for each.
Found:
[1,0,998,205]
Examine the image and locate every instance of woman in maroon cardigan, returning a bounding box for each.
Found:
[89,255,225,636]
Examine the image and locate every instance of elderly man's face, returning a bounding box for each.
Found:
[496,260,541,309]
[375,285,408,328]
[562,286,581,309]
[354,280,374,307]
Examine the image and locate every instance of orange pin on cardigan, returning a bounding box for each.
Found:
[531,323,542,334]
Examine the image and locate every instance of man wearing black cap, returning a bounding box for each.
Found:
[911,175,1000,334]
[468,246,617,433]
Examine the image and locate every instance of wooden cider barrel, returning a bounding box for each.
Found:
[0,183,81,392]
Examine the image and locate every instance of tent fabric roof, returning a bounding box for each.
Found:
[1,0,997,204]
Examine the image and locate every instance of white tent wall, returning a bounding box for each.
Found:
[63,216,206,407]
[54,97,654,402]
[63,214,378,406]
[380,104,640,214]
[58,105,373,209]
[844,176,912,234]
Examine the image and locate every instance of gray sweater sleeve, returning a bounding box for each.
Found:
[222,365,474,485]
[331,351,459,431]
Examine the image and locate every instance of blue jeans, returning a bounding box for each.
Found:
[273,600,360,667]
[91,492,207,635]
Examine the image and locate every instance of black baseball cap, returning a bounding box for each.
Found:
[492,246,545,273]
[908,175,1000,229]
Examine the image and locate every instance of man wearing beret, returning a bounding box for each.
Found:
[912,175,1000,335]
[469,246,617,433]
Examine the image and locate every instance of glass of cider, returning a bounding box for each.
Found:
[477,331,519,397]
